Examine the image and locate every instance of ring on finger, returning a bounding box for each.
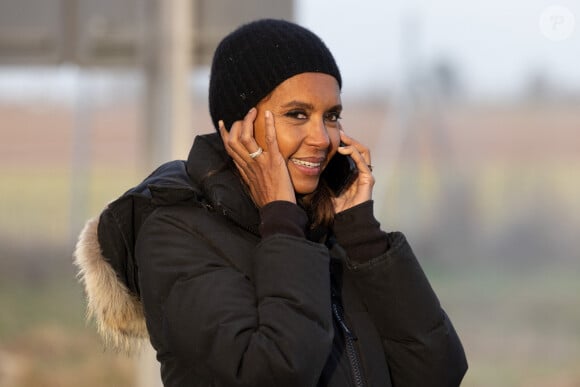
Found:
[248,147,263,159]
[367,164,373,172]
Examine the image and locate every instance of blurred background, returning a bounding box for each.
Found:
[0,0,579,386]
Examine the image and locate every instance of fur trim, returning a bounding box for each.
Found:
[73,216,148,352]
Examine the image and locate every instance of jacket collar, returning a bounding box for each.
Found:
[186,133,261,235]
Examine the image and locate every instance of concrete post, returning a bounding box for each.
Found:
[138,0,193,386]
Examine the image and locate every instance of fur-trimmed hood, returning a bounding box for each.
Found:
[73,133,259,351]
[74,215,148,350]
[73,158,201,351]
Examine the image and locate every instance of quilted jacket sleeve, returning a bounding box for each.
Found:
[333,203,468,387]
[136,205,333,387]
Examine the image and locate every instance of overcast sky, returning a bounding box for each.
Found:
[296,0,579,98]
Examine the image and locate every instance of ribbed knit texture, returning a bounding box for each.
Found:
[333,200,390,263]
[209,19,342,131]
[259,201,308,239]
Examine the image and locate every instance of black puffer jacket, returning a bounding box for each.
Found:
[74,133,467,387]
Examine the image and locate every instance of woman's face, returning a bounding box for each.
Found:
[254,72,342,195]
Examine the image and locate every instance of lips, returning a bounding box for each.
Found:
[291,159,322,168]
[290,157,326,176]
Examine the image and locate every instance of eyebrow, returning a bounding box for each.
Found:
[281,100,343,111]
[281,100,314,110]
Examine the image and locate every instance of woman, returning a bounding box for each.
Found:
[75,19,467,386]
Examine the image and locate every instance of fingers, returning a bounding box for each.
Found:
[264,110,280,156]
[334,131,375,208]
[218,108,295,206]
[338,131,373,174]
[218,120,247,167]
[239,108,260,155]
[218,108,260,163]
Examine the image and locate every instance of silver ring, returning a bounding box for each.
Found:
[248,147,263,159]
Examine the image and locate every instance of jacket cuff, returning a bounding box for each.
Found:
[333,200,389,262]
[259,201,308,239]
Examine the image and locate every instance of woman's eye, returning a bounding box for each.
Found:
[325,111,342,122]
[285,110,307,119]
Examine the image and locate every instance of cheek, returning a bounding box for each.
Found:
[273,129,297,160]
[328,129,341,155]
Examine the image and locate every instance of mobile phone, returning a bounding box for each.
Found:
[322,144,359,196]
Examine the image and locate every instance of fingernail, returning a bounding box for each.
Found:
[248,107,256,114]
[218,120,225,130]
[265,110,272,118]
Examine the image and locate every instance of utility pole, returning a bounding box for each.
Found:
[138,0,193,386]
[141,0,193,172]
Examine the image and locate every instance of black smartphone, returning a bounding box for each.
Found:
[322,145,359,196]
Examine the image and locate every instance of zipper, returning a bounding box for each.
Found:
[332,301,367,387]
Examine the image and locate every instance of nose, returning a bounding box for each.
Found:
[306,118,331,149]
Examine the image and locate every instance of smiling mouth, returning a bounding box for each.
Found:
[291,159,322,168]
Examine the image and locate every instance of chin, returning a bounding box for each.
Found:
[292,179,321,195]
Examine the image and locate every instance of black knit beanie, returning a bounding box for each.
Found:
[209,19,342,131]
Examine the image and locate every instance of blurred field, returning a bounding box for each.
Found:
[0,277,134,387]
[1,255,578,386]
[1,95,579,386]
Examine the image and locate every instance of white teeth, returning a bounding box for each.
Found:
[291,159,321,168]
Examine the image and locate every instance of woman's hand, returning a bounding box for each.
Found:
[331,130,375,213]
[218,108,296,207]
